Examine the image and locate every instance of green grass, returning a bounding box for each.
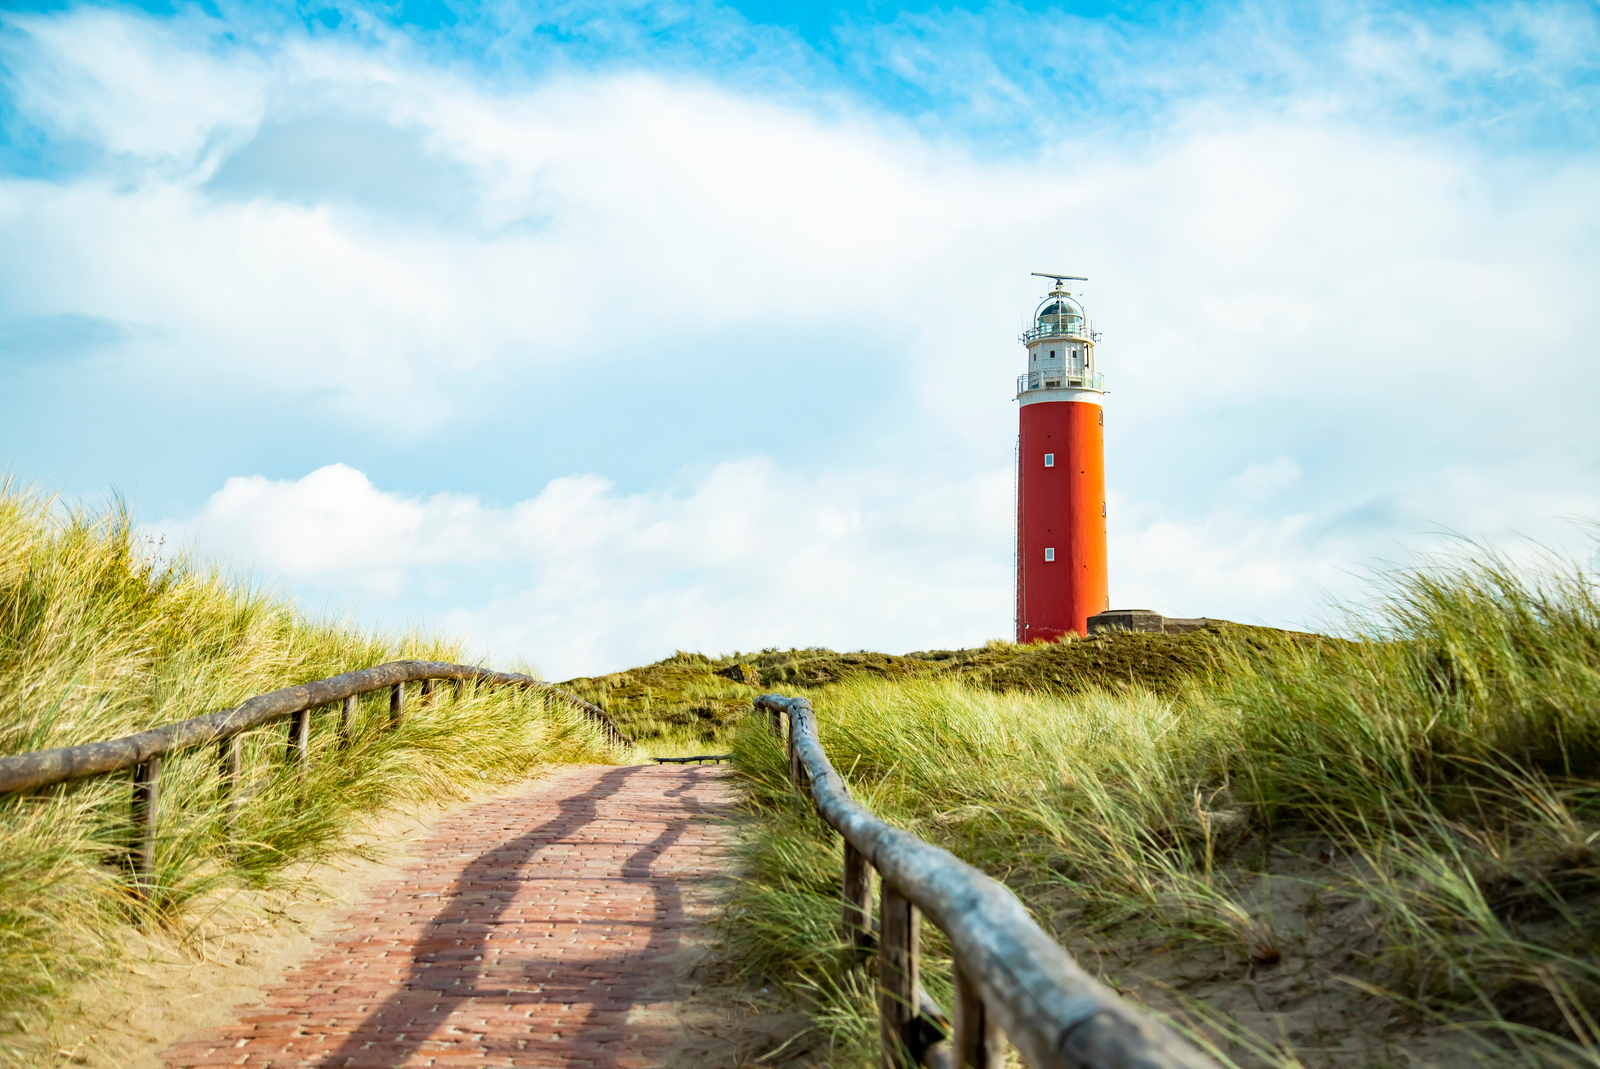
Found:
[563,626,1268,761]
[0,481,619,1062]
[721,549,1600,1067]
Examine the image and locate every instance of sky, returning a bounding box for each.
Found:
[1,0,1597,679]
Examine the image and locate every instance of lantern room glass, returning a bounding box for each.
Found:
[1034,296,1084,334]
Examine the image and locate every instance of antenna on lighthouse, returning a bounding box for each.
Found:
[1031,272,1087,294]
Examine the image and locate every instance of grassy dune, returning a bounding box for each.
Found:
[562,624,1268,757]
[724,553,1600,1067]
[0,483,618,1058]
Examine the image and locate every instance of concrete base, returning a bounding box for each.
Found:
[1087,609,1211,635]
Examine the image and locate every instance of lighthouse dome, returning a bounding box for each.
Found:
[1034,295,1085,331]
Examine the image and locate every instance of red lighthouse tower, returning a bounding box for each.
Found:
[1015,273,1108,642]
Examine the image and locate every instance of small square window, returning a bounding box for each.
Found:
[1044,547,1056,562]
[1044,453,1055,467]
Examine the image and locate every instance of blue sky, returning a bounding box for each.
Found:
[1,0,1597,676]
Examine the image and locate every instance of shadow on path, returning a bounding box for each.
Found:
[316,765,721,1067]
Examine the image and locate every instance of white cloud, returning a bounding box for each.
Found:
[1108,459,1600,629]
[158,461,1014,677]
[1226,457,1302,501]
[1,9,266,164]
[178,464,485,594]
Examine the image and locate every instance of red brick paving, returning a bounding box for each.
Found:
[162,765,734,1068]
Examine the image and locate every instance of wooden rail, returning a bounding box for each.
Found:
[0,660,631,894]
[754,693,1217,1069]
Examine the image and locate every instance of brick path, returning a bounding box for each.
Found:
[162,765,735,1068]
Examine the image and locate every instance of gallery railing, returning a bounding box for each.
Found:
[1016,370,1105,393]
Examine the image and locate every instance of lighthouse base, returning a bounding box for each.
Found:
[1087,610,1211,635]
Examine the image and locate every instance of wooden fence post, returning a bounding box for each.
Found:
[390,683,405,729]
[131,756,162,897]
[952,960,1003,1069]
[420,678,435,706]
[879,882,920,1069]
[218,735,241,837]
[340,695,357,747]
[287,707,310,771]
[843,839,874,956]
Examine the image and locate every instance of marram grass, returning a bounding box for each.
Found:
[726,548,1600,1067]
[0,481,618,1058]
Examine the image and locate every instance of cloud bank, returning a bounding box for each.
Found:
[1,1,1595,676]
[163,461,1012,676]
[162,455,1600,678]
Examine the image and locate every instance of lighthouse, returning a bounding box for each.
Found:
[1015,273,1108,642]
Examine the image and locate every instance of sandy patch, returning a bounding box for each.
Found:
[1049,845,1529,1068]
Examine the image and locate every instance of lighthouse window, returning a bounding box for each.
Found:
[1044,453,1055,467]
[1049,350,1056,358]
[1044,548,1056,562]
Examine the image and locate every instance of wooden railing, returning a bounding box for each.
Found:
[754,694,1217,1069]
[0,660,631,894]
